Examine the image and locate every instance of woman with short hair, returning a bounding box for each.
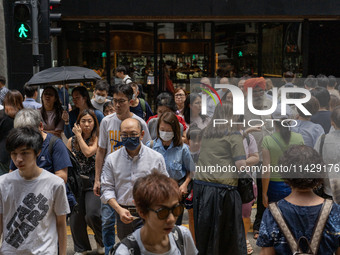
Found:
[174,88,187,117]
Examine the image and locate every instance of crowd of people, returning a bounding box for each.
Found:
[0,71,340,255]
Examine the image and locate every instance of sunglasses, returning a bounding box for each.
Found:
[148,204,184,220]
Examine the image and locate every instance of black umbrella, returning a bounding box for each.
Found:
[26,66,101,86]
[26,66,101,110]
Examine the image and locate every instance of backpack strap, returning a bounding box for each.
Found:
[270,134,286,153]
[268,203,299,253]
[139,98,146,113]
[139,98,146,119]
[319,134,326,158]
[269,200,333,255]
[172,225,184,255]
[110,234,140,255]
[309,199,333,254]
[48,135,59,157]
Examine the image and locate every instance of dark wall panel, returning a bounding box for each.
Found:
[63,0,340,17]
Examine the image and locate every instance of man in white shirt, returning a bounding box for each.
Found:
[115,66,132,84]
[94,83,151,254]
[101,118,168,240]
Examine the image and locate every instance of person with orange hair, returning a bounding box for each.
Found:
[114,171,197,255]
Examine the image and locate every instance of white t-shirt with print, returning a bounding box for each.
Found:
[0,170,70,255]
[98,112,151,158]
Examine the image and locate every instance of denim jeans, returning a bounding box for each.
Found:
[101,203,116,255]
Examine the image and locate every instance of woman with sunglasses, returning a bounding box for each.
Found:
[114,171,197,255]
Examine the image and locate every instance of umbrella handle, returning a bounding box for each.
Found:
[62,82,67,111]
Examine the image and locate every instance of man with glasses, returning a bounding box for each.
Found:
[94,83,151,254]
[100,118,168,240]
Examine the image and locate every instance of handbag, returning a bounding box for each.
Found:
[237,171,255,204]
[177,176,193,199]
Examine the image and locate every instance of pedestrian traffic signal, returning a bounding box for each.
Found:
[39,0,62,43]
[13,1,32,41]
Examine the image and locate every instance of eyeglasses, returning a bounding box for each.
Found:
[120,133,140,139]
[175,94,185,98]
[113,99,128,104]
[148,204,184,220]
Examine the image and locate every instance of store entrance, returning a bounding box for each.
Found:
[157,40,213,93]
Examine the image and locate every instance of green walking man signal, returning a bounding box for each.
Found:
[18,23,29,38]
[13,1,32,41]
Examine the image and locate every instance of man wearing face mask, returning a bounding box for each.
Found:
[91,80,110,113]
[95,83,151,254]
[100,118,168,240]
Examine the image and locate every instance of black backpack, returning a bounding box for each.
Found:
[48,135,83,201]
[109,226,184,255]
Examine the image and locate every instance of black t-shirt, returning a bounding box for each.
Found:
[130,99,153,121]
[311,110,332,134]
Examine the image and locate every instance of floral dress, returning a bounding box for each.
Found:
[71,136,96,190]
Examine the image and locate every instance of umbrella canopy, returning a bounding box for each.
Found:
[26,66,101,86]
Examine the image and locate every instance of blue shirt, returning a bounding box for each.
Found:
[64,108,104,138]
[146,138,194,181]
[257,199,340,255]
[23,98,42,109]
[10,133,72,173]
[291,119,324,147]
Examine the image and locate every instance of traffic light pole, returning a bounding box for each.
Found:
[31,0,39,74]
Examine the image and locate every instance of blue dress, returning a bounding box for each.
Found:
[257,199,340,254]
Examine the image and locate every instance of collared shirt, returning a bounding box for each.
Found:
[314,130,340,199]
[23,98,42,109]
[146,138,195,181]
[101,144,168,206]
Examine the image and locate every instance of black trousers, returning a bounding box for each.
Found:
[70,190,103,252]
[253,164,266,232]
[116,210,143,240]
[193,180,247,255]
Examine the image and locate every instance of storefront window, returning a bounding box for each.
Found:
[157,22,211,39]
[262,23,283,76]
[215,22,258,77]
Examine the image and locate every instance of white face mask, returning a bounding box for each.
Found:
[95,95,106,104]
[159,131,174,142]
